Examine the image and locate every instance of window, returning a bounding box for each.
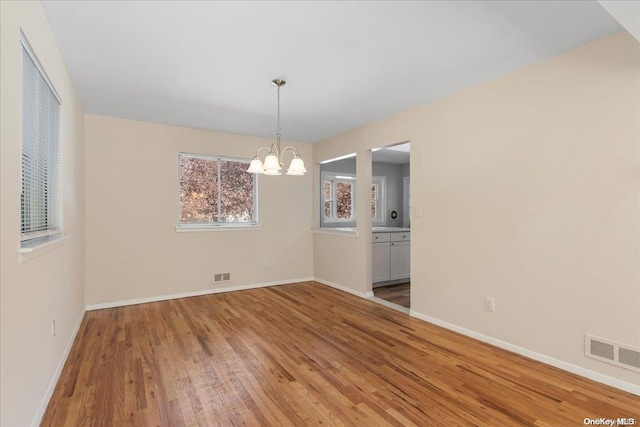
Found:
[21,39,62,243]
[321,172,358,222]
[322,173,356,222]
[321,173,386,224]
[371,177,386,225]
[178,153,257,227]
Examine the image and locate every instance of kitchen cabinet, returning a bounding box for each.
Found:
[372,237,391,283]
[390,241,410,280]
[373,231,410,284]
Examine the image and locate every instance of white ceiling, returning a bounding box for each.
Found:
[373,143,411,164]
[42,1,623,144]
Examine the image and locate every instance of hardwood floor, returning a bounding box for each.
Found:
[373,282,410,308]
[42,281,639,426]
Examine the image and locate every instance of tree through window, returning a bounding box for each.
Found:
[335,182,353,219]
[371,177,385,224]
[179,154,256,226]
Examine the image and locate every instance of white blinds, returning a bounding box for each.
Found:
[21,42,61,241]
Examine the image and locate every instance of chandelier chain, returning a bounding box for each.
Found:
[276,84,281,141]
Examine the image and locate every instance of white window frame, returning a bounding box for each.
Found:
[177,152,258,230]
[371,176,386,225]
[321,172,356,223]
[20,35,63,245]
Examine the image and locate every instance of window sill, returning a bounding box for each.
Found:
[18,234,71,263]
[312,227,359,238]
[176,224,262,233]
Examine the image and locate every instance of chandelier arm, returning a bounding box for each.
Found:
[281,145,301,159]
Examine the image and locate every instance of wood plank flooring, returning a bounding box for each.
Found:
[42,281,640,426]
[373,283,410,308]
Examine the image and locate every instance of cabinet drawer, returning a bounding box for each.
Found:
[390,231,410,242]
[372,232,390,243]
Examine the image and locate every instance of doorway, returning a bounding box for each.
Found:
[369,142,410,312]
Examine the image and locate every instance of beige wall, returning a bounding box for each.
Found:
[0,2,86,426]
[314,151,373,295]
[313,32,640,386]
[85,115,313,306]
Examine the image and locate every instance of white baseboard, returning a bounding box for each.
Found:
[313,278,369,299]
[31,307,86,427]
[367,295,410,314]
[85,277,315,311]
[410,309,640,397]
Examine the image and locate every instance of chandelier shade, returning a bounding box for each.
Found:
[287,156,307,175]
[247,158,264,174]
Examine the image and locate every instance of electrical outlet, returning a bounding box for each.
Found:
[416,206,423,218]
[484,297,495,312]
[51,320,56,339]
[263,260,270,269]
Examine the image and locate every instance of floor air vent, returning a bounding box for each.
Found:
[585,334,640,373]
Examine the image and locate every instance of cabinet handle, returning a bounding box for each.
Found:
[391,243,395,246]
[375,236,379,239]
[403,235,406,238]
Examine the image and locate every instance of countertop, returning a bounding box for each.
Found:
[372,227,410,232]
[313,227,410,233]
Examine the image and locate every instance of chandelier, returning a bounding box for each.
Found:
[247,79,307,176]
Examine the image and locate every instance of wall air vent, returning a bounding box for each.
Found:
[213,273,231,283]
[585,334,640,373]
[619,347,640,370]
[590,339,614,360]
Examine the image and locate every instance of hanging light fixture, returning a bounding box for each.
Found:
[247,79,307,176]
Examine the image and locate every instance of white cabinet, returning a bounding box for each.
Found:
[372,231,410,284]
[390,232,410,243]
[372,240,391,283]
[373,232,390,243]
[390,241,410,280]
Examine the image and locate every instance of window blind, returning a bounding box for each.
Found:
[21,42,61,242]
